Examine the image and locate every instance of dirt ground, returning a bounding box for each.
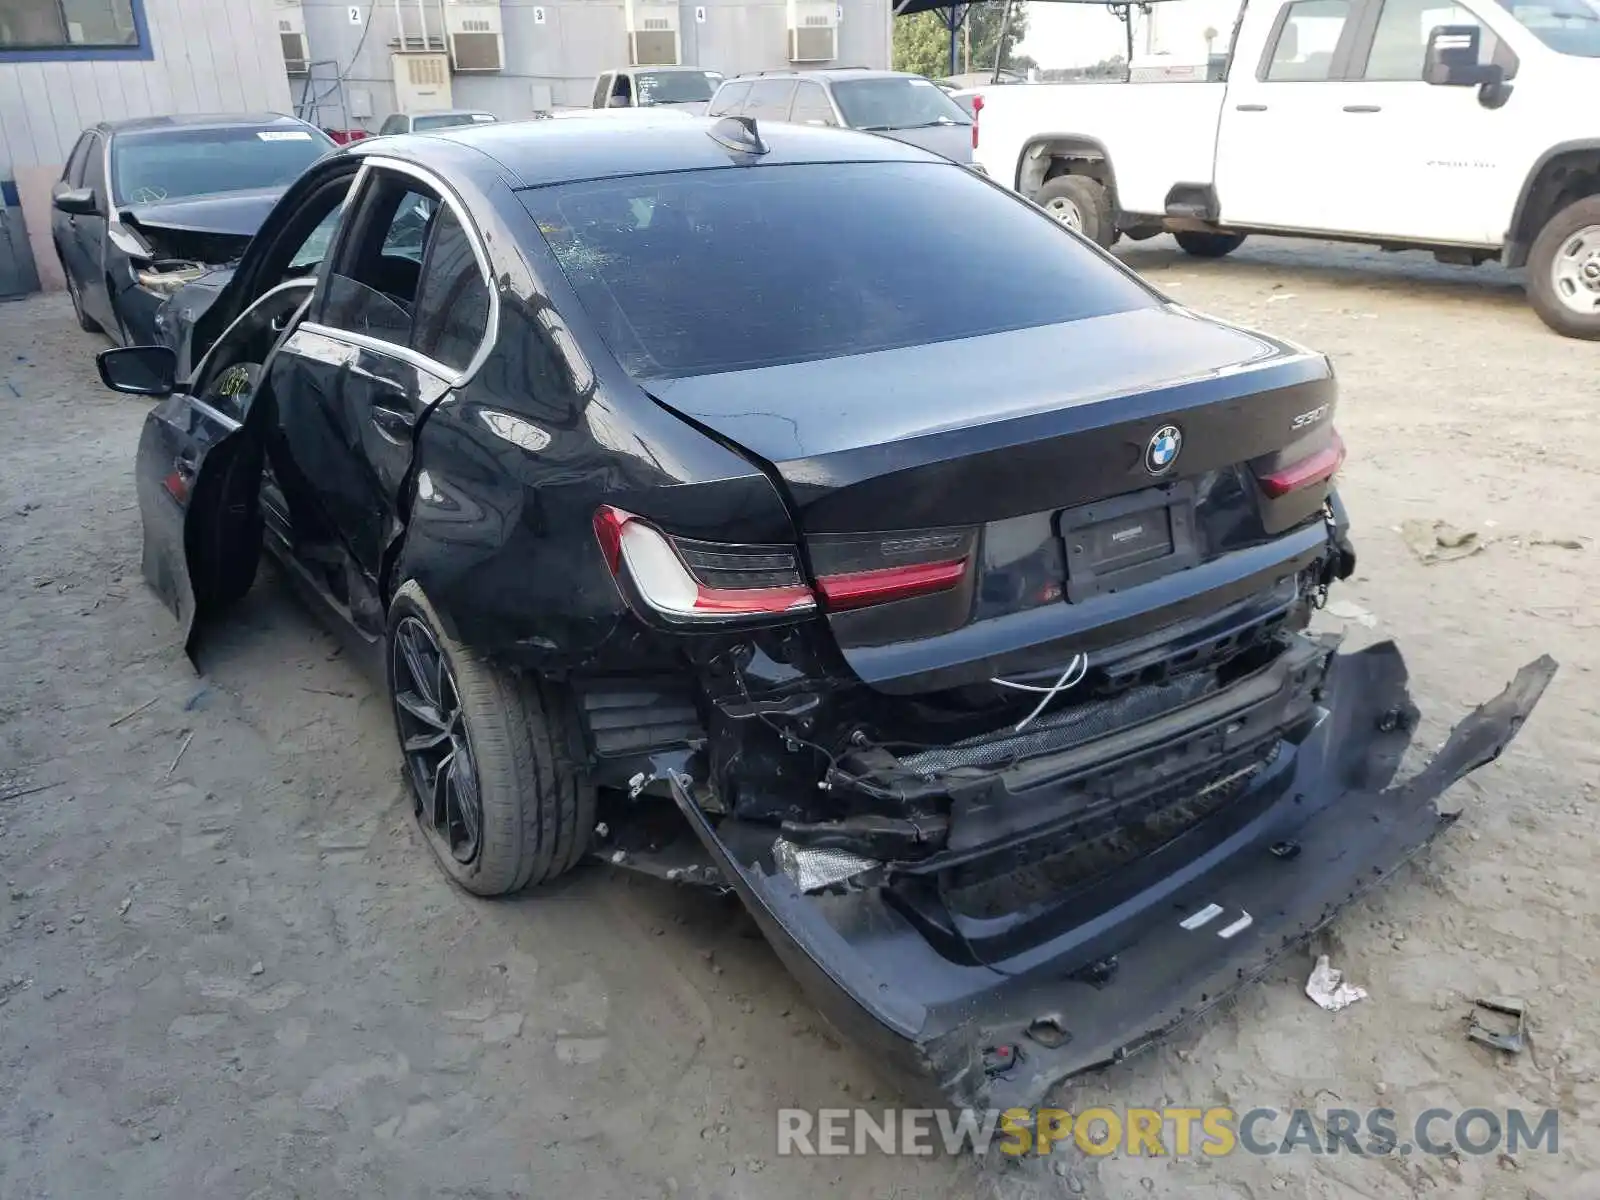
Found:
[2,237,1597,1200]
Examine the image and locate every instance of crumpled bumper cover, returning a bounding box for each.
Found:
[669,642,1556,1109]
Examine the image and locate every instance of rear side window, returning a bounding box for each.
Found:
[706,80,750,116]
[744,79,796,119]
[831,77,971,130]
[789,82,837,125]
[1263,0,1353,80]
[412,206,491,372]
[521,161,1155,380]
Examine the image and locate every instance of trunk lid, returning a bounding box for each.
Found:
[648,306,1340,688]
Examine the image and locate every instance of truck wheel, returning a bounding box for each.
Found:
[1036,175,1114,248]
[1527,195,1600,339]
[387,580,595,896]
[1174,231,1248,259]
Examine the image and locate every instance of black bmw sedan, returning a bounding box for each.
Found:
[52,113,333,346]
[98,116,1551,1107]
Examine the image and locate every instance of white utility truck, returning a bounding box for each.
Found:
[963,0,1600,338]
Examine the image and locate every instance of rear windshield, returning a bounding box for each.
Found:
[637,70,724,104]
[832,77,972,130]
[112,126,332,205]
[520,161,1154,380]
[413,112,497,130]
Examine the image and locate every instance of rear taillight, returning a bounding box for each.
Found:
[595,509,979,622]
[810,529,977,613]
[1259,429,1346,498]
[971,93,983,149]
[594,506,815,623]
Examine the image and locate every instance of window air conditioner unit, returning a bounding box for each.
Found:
[624,0,681,66]
[392,52,455,113]
[445,0,505,72]
[787,0,837,63]
[274,0,309,75]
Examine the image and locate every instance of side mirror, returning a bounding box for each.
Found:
[53,187,97,216]
[1424,25,1501,86]
[97,345,178,397]
[607,94,630,108]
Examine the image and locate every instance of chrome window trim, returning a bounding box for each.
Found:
[191,396,243,433]
[296,320,461,382]
[316,154,501,387]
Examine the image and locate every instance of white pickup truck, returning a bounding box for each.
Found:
[964,0,1600,338]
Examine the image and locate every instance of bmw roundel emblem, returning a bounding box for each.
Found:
[1145,424,1183,475]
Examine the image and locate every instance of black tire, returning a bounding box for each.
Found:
[1035,175,1115,249]
[64,269,100,334]
[1174,231,1248,259]
[1526,194,1600,340]
[387,580,595,896]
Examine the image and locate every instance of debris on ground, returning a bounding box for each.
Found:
[1527,534,1585,551]
[108,696,158,727]
[1323,598,1378,628]
[1466,996,1527,1053]
[1399,518,1486,565]
[1306,954,1369,1012]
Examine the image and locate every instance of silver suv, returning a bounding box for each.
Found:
[707,68,980,168]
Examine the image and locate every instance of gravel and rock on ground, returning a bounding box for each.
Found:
[1,236,1597,1200]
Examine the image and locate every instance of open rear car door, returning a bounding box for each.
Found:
[107,280,316,657]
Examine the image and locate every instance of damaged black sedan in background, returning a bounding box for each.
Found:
[52,113,333,348]
[100,116,1554,1109]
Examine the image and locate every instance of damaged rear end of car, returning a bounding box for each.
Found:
[497,150,1557,1107]
[575,318,1551,1107]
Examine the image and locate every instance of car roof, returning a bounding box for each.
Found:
[97,113,312,137]
[728,68,921,85]
[394,114,944,189]
[617,64,717,72]
[412,109,496,119]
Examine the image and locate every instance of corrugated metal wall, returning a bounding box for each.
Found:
[298,0,890,124]
[0,0,293,172]
[0,0,293,293]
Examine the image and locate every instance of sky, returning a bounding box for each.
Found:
[1016,0,1242,68]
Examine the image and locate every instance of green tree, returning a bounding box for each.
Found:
[893,2,1031,79]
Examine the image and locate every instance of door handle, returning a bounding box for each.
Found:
[1342,104,1382,113]
[1235,103,1268,112]
[370,404,415,443]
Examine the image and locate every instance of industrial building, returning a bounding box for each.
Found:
[288,0,892,126]
[0,0,892,297]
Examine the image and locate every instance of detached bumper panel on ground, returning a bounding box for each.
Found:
[670,644,1556,1109]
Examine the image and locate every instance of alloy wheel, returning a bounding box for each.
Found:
[1044,195,1083,231]
[1551,224,1600,316]
[391,616,482,864]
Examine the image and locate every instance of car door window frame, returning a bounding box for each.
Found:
[82,133,109,211]
[707,79,751,116]
[788,81,838,125]
[1256,0,1366,80]
[63,133,93,185]
[1346,0,1519,79]
[300,157,499,386]
[745,79,798,119]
